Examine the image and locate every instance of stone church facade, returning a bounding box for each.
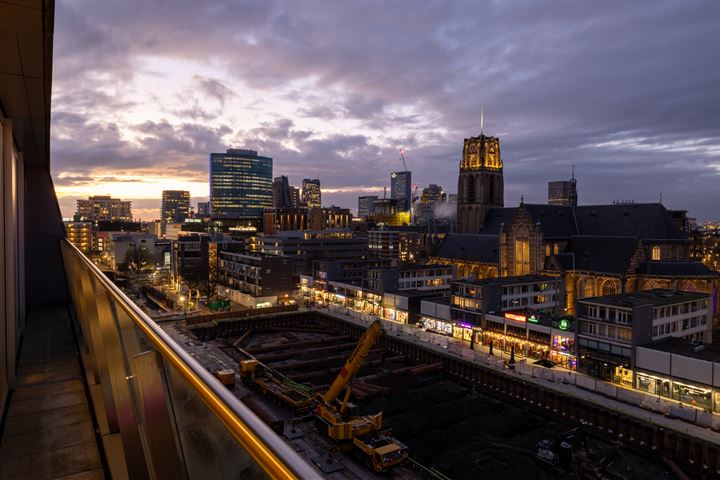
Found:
[431,131,719,319]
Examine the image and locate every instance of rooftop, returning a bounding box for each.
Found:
[579,289,710,308]
[454,274,560,287]
[421,296,451,306]
[642,337,720,363]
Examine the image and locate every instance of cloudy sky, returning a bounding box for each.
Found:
[51,1,720,221]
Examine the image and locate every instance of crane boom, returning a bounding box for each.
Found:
[399,148,408,172]
[322,320,383,403]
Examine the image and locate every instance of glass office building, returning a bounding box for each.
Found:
[391,170,412,211]
[210,149,273,218]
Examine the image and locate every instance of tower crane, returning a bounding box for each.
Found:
[399,148,408,172]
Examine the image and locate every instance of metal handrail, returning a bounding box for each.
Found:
[62,240,318,479]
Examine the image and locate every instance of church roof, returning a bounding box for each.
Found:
[433,233,499,264]
[478,208,517,235]
[480,202,686,242]
[522,204,578,239]
[562,236,641,275]
[574,203,685,240]
[639,261,718,277]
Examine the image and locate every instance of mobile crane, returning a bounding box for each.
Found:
[315,320,408,472]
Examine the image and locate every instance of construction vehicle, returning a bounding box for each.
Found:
[239,359,314,412]
[213,368,236,388]
[315,320,408,471]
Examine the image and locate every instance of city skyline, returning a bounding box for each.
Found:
[50,2,720,221]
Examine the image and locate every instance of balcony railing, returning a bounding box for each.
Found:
[60,240,317,479]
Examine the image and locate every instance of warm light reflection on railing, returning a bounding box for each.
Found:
[61,240,316,479]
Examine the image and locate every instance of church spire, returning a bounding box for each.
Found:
[480,106,484,136]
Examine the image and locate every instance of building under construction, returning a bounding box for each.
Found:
[172,310,713,479]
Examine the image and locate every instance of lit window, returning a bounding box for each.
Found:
[651,245,661,261]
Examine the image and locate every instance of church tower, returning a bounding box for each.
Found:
[456,133,504,233]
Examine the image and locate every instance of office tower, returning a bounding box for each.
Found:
[197,201,210,215]
[210,149,273,218]
[272,175,292,208]
[421,184,445,204]
[289,186,301,208]
[358,195,378,218]
[417,184,445,224]
[548,179,578,207]
[302,178,321,208]
[75,195,133,221]
[390,171,412,211]
[161,190,190,224]
[456,132,503,233]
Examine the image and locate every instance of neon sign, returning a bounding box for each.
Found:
[504,313,526,323]
[558,318,570,331]
[528,315,539,323]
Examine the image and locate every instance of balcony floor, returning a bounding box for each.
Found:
[0,308,105,479]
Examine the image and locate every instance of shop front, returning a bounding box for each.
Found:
[452,323,475,343]
[420,317,453,336]
[635,371,714,410]
[549,333,576,370]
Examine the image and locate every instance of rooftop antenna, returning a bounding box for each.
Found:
[480,106,484,136]
[571,164,576,181]
[660,192,663,204]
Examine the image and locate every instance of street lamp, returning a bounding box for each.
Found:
[179,295,186,313]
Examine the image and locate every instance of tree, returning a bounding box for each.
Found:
[124,244,155,272]
[187,278,218,301]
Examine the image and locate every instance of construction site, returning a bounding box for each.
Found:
[164,310,717,480]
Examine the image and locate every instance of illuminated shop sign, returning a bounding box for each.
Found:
[558,318,570,331]
[504,313,526,323]
[528,315,539,323]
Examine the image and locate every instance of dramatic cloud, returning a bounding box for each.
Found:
[51,1,720,220]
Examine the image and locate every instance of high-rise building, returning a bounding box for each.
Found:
[548,179,578,207]
[421,184,445,204]
[161,190,190,224]
[358,195,378,218]
[289,186,301,208]
[64,221,92,253]
[456,133,503,233]
[197,201,210,215]
[272,175,292,208]
[302,178,321,208]
[416,184,446,224]
[75,195,133,222]
[210,149,273,218]
[390,171,412,212]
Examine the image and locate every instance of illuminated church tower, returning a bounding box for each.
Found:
[456,127,504,233]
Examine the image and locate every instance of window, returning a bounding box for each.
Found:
[553,243,559,255]
[514,227,531,275]
[467,175,476,202]
[651,245,661,261]
[545,244,551,257]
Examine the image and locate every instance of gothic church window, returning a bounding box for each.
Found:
[467,176,475,203]
[651,245,661,261]
[514,227,531,275]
